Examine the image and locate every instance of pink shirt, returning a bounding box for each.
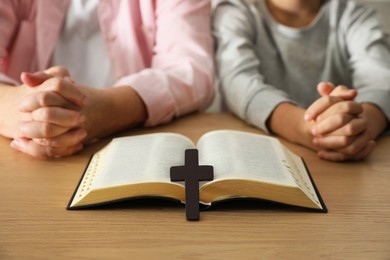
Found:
[0,0,214,126]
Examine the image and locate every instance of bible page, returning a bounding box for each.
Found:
[87,133,194,190]
[282,147,322,208]
[197,130,296,187]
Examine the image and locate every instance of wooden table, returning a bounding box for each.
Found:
[1,113,389,259]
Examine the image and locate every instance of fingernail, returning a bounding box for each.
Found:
[10,141,17,149]
[10,139,20,150]
[304,114,311,121]
[312,127,318,136]
[81,130,87,138]
[78,115,86,124]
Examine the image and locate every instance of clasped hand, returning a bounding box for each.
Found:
[11,66,89,158]
[305,82,375,161]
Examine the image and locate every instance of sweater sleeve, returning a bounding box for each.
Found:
[212,1,293,133]
[344,2,390,122]
[115,0,214,127]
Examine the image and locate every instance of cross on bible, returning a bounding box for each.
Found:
[170,149,214,221]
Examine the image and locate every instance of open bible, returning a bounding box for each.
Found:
[67,130,327,212]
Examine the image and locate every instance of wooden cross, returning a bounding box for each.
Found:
[170,149,214,221]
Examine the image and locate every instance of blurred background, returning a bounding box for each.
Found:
[357,0,390,30]
[207,0,390,113]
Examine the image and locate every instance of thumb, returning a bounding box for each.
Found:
[317,82,336,97]
[20,66,71,87]
[20,71,52,87]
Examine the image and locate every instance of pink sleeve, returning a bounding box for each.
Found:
[0,0,18,84]
[0,1,36,85]
[115,0,214,126]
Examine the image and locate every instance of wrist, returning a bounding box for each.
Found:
[82,86,147,141]
[0,85,25,138]
[268,103,316,150]
[299,118,317,150]
[361,103,388,138]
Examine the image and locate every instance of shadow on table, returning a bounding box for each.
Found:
[76,197,325,213]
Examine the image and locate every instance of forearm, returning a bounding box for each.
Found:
[83,86,147,141]
[267,102,316,150]
[0,85,11,135]
[0,84,25,138]
[362,103,388,139]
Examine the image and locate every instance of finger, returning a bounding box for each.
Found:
[10,137,83,158]
[317,130,372,161]
[41,77,86,107]
[316,101,363,122]
[338,130,373,157]
[312,113,354,136]
[30,107,85,128]
[19,91,81,112]
[304,95,345,121]
[329,117,368,136]
[317,83,357,100]
[18,121,71,139]
[313,135,355,150]
[317,139,375,162]
[317,149,348,161]
[349,141,376,161]
[329,85,357,100]
[33,128,87,148]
